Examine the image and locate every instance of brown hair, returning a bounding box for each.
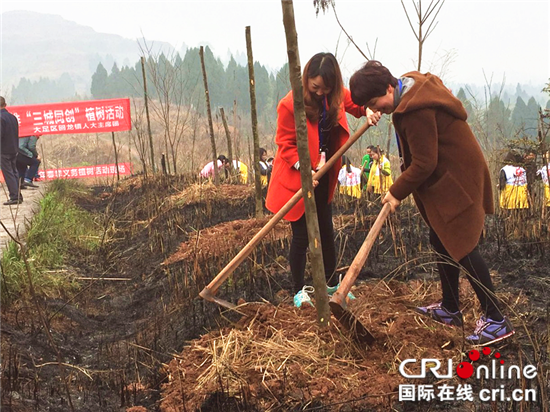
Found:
[504,150,522,165]
[349,60,398,107]
[302,53,343,128]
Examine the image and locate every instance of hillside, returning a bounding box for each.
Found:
[0,10,178,95]
[0,176,548,411]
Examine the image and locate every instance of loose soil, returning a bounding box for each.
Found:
[1,175,549,411]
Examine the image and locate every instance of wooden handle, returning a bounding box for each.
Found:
[331,203,391,305]
[199,121,372,300]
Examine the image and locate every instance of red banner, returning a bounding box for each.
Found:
[9,98,132,137]
[0,163,133,183]
[39,163,133,180]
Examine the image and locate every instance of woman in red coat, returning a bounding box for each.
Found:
[266,52,380,307]
[350,60,514,346]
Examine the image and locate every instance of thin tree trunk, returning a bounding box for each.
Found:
[281,0,330,327]
[141,56,156,173]
[128,131,131,174]
[164,130,171,174]
[199,46,219,185]
[233,100,239,162]
[111,132,120,182]
[219,107,235,172]
[39,140,46,177]
[246,26,263,217]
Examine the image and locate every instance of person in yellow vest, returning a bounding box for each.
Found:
[366,147,393,195]
[230,159,248,184]
[536,155,550,207]
[338,155,362,199]
[498,151,529,209]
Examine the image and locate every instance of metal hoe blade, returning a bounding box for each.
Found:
[329,301,375,345]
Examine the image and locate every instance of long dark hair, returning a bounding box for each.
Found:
[302,52,343,128]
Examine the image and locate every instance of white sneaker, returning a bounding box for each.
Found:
[293,286,315,308]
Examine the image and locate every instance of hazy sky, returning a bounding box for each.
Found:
[1,0,549,87]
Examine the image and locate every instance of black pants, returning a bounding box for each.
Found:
[1,153,21,201]
[16,155,41,184]
[429,229,503,321]
[289,175,337,293]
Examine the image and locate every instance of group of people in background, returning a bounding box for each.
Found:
[199,149,273,187]
[498,150,550,210]
[337,145,394,199]
[0,96,41,206]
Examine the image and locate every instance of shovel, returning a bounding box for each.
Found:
[329,203,391,345]
[199,121,373,309]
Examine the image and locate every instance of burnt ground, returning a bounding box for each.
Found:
[1,175,549,411]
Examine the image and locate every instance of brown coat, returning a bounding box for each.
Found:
[389,72,494,261]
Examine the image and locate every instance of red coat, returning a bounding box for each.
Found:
[266,88,365,221]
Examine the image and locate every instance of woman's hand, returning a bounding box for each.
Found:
[366,108,382,127]
[312,170,319,187]
[382,190,401,213]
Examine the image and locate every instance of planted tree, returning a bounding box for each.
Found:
[246,26,263,218]
[200,46,220,185]
[281,0,330,327]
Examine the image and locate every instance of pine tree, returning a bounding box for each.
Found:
[91,63,109,99]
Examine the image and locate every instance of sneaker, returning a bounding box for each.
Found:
[294,286,315,308]
[415,302,464,327]
[23,180,39,188]
[466,316,515,346]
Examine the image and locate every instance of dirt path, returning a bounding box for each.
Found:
[0,182,47,251]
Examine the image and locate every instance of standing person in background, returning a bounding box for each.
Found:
[16,135,41,189]
[366,146,393,196]
[266,52,380,308]
[258,147,272,187]
[0,96,22,206]
[350,60,514,345]
[498,151,529,210]
[536,153,550,207]
[229,159,248,184]
[338,155,362,199]
[360,145,374,190]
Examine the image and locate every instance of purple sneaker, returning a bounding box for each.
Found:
[415,302,464,327]
[466,316,515,346]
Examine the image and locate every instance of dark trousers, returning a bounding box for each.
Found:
[289,175,337,293]
[16,155,40,183]
[429,229,503,321]
[1,153,21,201]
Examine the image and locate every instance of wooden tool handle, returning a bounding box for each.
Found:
[331,203,391,305]
[199,121,372,300]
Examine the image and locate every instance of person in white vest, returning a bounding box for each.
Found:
[498,151,529,209]
[337,155,362,199]
[536,154,550,207]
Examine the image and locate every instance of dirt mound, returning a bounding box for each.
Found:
[162,217,291,266]
[159,278,526,411]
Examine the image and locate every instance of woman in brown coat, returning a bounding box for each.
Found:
[349,61,514,346]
